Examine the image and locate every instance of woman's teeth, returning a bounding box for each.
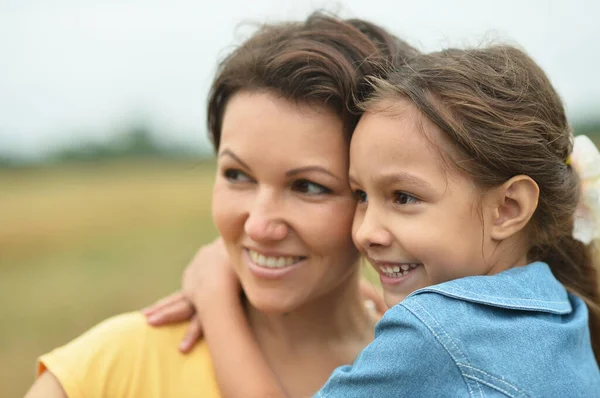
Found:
[249,250,303,268]
[379,263,419,277]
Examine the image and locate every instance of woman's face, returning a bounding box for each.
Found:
[212,90,360,313]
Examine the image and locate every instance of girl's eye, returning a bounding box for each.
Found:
[223,169,253,183]
[353,189,368,204]
[292,180,331,195]
[394,191,419,205]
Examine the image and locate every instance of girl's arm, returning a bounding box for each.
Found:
[143,265,386,353]
[180,238,289,398]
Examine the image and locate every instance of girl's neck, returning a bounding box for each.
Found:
[246,267,375,351]
[487,234,531,276]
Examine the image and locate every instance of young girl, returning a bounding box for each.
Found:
[150,45,600,396]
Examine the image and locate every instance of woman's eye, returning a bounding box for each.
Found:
[223,169,252,183]
[394,191,419,205]
[353,189,368,203]
[292,180,331,195]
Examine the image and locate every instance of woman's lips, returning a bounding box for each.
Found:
[247,249,305,268]
[244,249,307,280]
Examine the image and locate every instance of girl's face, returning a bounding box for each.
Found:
[212,91,360,314]
[349,100,496,308]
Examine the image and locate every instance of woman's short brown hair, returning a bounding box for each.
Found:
[206,12,418,149]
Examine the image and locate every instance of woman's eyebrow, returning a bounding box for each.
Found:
[286,166,342,181]
[219,148,252,171]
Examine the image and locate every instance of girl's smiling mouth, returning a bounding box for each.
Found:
[367,258,423,285]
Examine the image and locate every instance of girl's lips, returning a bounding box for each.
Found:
[368,260,422,286]
[244,249,306,280]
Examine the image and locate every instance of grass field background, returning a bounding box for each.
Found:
[1,159,220,397]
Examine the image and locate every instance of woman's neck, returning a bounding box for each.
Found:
[246,267,375,352]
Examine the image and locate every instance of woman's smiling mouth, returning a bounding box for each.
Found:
[245,248,308,280]
[248,249,306,268]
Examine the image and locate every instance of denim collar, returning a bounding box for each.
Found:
[407,262,572,314]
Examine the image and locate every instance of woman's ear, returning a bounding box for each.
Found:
[486,175,539,241]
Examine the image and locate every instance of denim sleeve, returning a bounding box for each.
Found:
[314,304,468,398]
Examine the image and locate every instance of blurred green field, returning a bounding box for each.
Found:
[0,159,219,397]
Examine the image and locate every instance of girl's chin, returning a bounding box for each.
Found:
[383,290,409,308]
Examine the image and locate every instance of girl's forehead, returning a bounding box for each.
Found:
[352,102,430,148]
[349,101,462,182]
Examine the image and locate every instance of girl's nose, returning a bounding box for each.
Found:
[353,207,393,250]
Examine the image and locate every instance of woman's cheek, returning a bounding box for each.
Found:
[316,198,357,254]
[212,184,242,241]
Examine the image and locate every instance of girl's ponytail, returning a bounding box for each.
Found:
[543,239,600,362]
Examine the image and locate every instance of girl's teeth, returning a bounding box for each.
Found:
[378,263,421,278]
[249,250,302,268]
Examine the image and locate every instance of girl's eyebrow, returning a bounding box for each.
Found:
[380,172,433,190]
[219,148,252,171]
[349,172,433,190]
[285,166,342,181]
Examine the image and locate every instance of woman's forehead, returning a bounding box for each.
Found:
[221,91,348,155]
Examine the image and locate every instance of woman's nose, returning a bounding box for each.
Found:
[244,192,289,242]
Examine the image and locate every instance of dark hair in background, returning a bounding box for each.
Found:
[363,45,600,361]
[206,12,419,149]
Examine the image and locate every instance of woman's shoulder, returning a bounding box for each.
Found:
[37,311,220,398]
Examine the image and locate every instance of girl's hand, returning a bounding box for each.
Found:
[142,292,200,353]
[142,237,241,353]
[181,237,241,317]
[359,279,388,315]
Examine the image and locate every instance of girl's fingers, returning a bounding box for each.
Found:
[146,298,195,326]
[179,315,203,353]
[359,279,387,315]
[142,291,186,316]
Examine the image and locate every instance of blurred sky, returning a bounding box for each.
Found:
[1,0,598,159]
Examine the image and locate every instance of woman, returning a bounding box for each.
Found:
[26,12,418,398]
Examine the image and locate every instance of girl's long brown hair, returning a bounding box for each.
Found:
[365,45,600,361]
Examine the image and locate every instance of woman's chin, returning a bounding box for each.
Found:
[244,289,303,314]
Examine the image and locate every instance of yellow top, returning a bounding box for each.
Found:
[37,312,221,398]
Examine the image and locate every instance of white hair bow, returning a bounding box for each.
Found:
[569,135,600,244]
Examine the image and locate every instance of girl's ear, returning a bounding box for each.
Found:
[486,175,539,241]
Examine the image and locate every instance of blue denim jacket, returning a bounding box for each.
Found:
[316,262,600,397]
